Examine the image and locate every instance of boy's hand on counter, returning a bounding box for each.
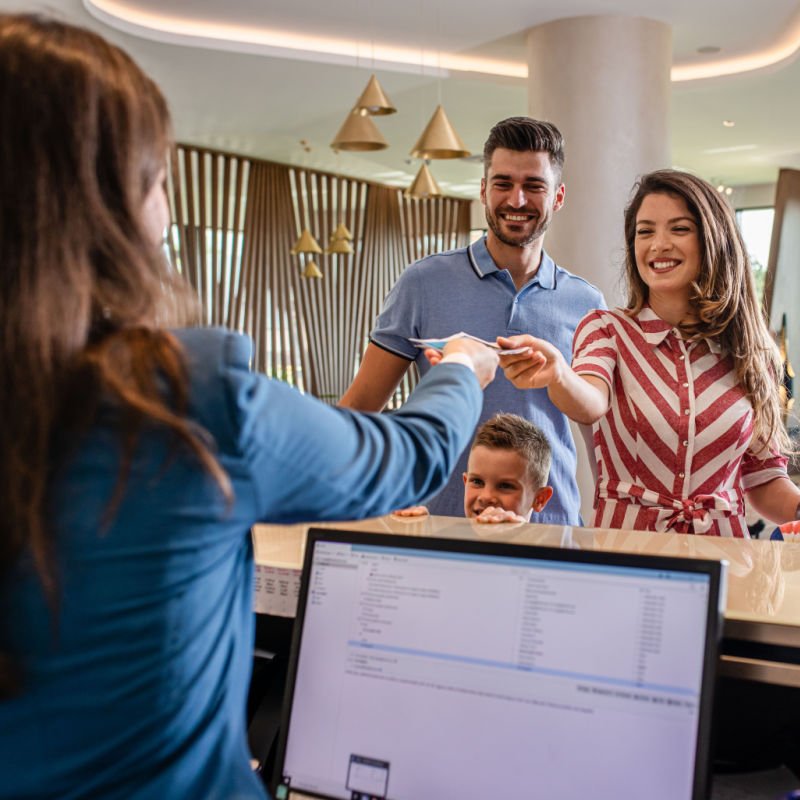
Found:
[474,506,527,524]
[391,506,430,518]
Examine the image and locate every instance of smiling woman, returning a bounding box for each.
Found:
[497,168,800,537]
[632,192,701,323]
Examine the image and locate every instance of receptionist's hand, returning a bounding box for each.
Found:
[433,339,498,390]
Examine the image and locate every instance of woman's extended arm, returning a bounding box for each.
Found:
[747,477,800,524]
[225,335,497,524]
[497,334,610,425]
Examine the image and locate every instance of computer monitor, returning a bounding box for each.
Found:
[274,529,725,800]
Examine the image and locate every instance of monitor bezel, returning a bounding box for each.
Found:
[272,528,725,800]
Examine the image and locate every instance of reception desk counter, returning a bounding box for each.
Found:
[252,515,800,688]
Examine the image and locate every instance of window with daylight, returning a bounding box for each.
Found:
[735,207,774,303]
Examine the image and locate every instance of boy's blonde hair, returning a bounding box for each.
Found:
[471,414,552,489]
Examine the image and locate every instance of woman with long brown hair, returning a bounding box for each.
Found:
[0,14,496,798]
[499,169,800,536]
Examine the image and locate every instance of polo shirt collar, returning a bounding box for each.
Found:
[635,305,722,353]
[468,235,556,289]
[532,251,556,289]
[467,236,498,278]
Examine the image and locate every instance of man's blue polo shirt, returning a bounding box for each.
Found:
[370,235,606,525]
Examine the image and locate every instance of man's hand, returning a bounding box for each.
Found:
[424,339,499,389]
[474,506,527,524]
[497,334,566,390]
[391,506,429,518]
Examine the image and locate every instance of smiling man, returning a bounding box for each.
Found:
[339,117,605,524]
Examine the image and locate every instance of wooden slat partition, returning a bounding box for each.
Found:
[168,144,471,405]
[241,161,309,388]
[167,148,250,328]
[359,186,412,407]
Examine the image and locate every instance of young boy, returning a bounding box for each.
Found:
[393,413,553,523]
[463,413,553,524]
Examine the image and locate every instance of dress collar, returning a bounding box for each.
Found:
[634,305,722,354]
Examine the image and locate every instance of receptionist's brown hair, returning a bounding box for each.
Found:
[0,14,227,697]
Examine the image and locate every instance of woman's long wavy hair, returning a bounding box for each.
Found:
[623,169,788,453]
[0,15,229,696]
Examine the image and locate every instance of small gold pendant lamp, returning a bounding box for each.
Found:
[290,228,323,255]
[302,260,324,279]
[331,108,388,152]
[405,162,441,199]
[355,74,396,115]
[410,104,470,160]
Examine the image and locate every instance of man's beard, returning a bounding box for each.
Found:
[485,206,550,248]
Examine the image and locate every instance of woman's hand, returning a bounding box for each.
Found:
[496,335,610,425]
[497,335,567,390]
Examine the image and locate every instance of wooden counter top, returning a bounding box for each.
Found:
[252,515,800,686]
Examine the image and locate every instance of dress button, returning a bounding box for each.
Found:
[679,355,685,361]
[684,409,690,415]
[683,440,689,446]
[679,472,685,478]
[683,382,689,388]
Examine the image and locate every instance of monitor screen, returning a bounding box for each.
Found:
[276,533,722,800]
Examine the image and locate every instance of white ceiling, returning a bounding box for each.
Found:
[6,0,800,197]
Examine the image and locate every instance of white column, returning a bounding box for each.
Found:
[526,15,672,522]
[527,14,671,306]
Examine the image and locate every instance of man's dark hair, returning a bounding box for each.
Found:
[483,117,565,178]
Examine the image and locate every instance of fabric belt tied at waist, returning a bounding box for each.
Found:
[598,482,735,534]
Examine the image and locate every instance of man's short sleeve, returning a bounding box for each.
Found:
[368,266,422,361]
[571,309,618,391]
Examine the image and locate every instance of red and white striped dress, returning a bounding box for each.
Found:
[572,307,788,537]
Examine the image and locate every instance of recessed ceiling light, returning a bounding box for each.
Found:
[722,120,735,127]
[81,1,800,85]
[697,45,721,54]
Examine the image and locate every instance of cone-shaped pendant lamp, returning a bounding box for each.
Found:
[325,237,355,255]
[332,222,353,240]
[302,260,323,279]
[331,108,388,152]
[405,163,441,199]
[355,74,396,115]
[290,228,323,255]
[410,105,470,160]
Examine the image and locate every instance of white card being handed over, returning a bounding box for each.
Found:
[409,331,529,355]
